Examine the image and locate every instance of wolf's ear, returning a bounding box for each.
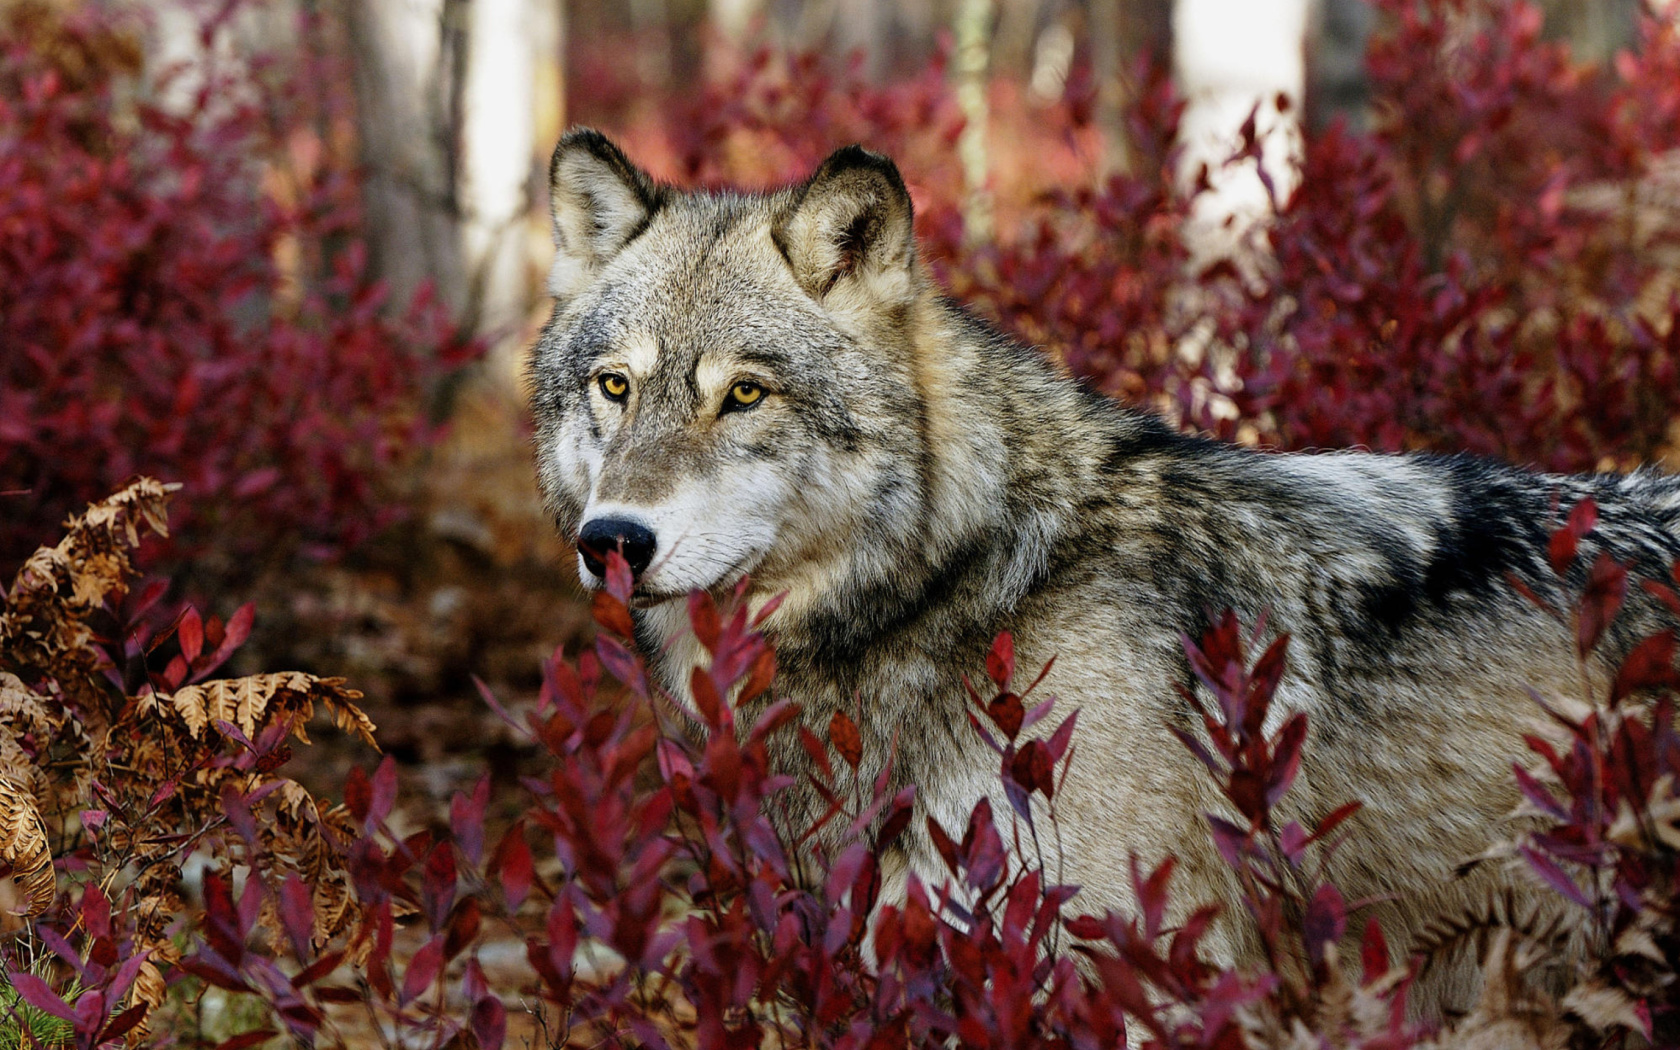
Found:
[548,129,663,301]
[774,145,917,311]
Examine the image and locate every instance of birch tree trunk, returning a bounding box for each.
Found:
[955,0,995,244]
[345,0,466,316]
[346,0,548,336]
[459,0,537,335]
[1089,0,1173,178]
[1174,0,1309,266]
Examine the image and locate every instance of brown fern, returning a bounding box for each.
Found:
[0,479,381,1037]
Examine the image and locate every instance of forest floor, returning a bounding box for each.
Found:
[231,367,600,1047]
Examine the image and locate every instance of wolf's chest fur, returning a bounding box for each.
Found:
[528,129,1680,1012]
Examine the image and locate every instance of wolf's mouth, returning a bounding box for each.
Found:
[628,589,684,609]
[626,555,755,609]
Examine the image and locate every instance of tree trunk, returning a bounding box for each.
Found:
[459,0,538,335]
[1174,0,1309,265]
[1089,0,1173,178]
[955,0,995,244]
[345,0,467,316]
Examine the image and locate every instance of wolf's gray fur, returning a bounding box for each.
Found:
[527,129,1680,1007]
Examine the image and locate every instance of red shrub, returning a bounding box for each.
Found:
[1212,0,1680,471]
[0,5,478,579]
[573,0,1680,476]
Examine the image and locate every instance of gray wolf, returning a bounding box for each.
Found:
[526,128,1680,1006]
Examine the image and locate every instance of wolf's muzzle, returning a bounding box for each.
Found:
[578,517,657,580]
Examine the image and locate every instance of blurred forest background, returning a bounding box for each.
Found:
[3,0,1680,773]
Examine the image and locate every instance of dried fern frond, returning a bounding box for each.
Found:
[1420,929,1568,1050]
[0,673,57,732]
[0,477,177,701]
[151,672,377,749]
[0,671,58,801]
[1414,887,1572,977]
[0,776,54,920]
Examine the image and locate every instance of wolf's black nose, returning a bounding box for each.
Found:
[578,517,657,579]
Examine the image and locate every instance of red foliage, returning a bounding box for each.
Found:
[135,551,1414,1049]
[574,1,1680,475]
[1508,499,1680,1043]
[10,495,1678,1048]
[1212,1,1680,470]
[0,6,479,578]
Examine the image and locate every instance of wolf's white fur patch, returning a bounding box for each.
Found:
[582,469,787,598]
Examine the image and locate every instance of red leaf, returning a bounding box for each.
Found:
[98,1004,150,1045]
[1010,740,1053,798]
[369,755,398,826]
[603,549,634,602]
[343,765,371,824]
[927,816,960,875]
[1521,846,1592,907]
[194,602,256,680]
[1264,712,1308,805]
[987,692,1025,740]
[752,590,787,627]
[1644,578,1680,618]
[6,972,74,1022]
[1044,709,1079,764]
[81,882,111,939]
[1550,498,1598,575]
[738,648,777,703]
[1578,553,1628,657]
[1169,724,1223,776]
[591,591,635,640]
[1305,800,1363,845]
[1549,525,1580,576]
[472,995,508,1050]
[1228,769,1267,826]
[422,843,457,932]
[495,824,534,910]
[1612,630,1680,703]
[1303,883,1347,965]
[178,606,203,664]
[1131,855,1175,940]
[1249,634,1291,711]
[279,875,314,959]
[799,726,833,780]
[177,956,252,993]
[689,667,724,727]
[1568,498,1599,539]
[595,634,647,695]
[216,1031,280,1050]
[473,676,528,738]
[445,897,482,961]
[290,950,345,989]
[986,631,1015,688]
[451,775,490,865]
[1508,571,1556,616]
[687,591,721,652]
[1360,916,1390,984]
[1064,914,1107,941]
[961,799,1006,889]
[1206,814,1251,868]
[399,936,444,1006]
[222,602,255,650]
[830,710,863,770]
[875,786,916,849]
[1512,764,1566,819]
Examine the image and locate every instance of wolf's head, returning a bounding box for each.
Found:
[528,130,950,608]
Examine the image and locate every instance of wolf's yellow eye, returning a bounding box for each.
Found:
[599,373,629,401]
[725,381,764,410]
